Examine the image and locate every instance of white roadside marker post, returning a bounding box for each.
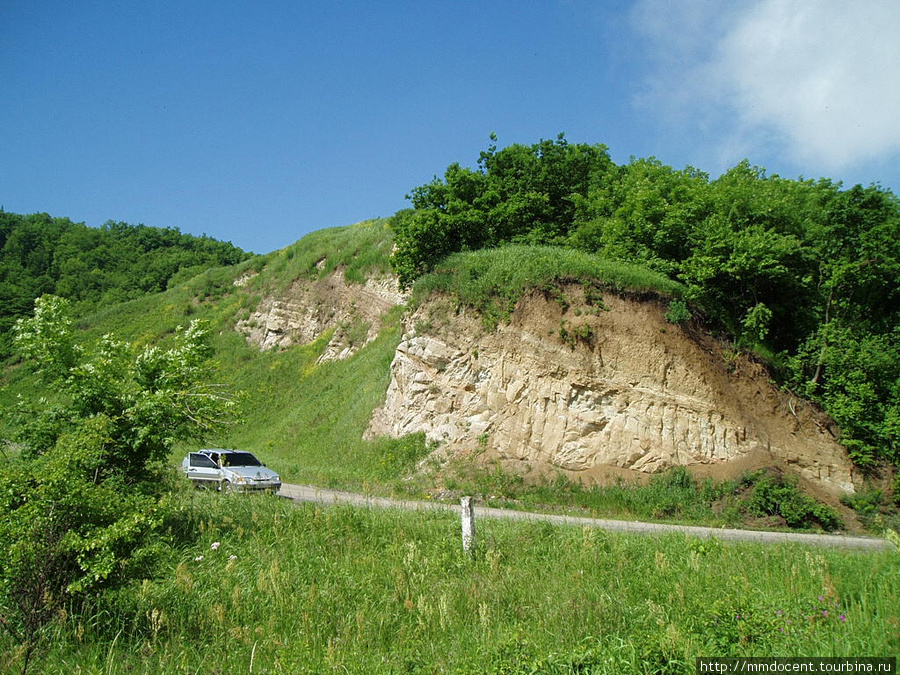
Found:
[461,496,476,557]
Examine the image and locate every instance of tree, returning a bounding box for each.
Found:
[391,135,612,286]
[0,295,235,672]
[788,184,900,468]
[568,157,710,274]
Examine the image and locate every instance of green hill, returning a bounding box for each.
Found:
[1,219,419,489]
[0,211,252,357]
[5,137,900,485]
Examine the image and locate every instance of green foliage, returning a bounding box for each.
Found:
[741,302,773,346]
[0,210,251,359]
[0,296,234,668]
[392,134,613,286]
[570,157,710,274]
[840,488,885,530]
[746,472,842,531]
[664,299,691,324]
[12,296,234,473]
[791,324,900,468]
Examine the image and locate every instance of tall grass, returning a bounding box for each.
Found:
[13,492,897,674]
[441,464,740,526]
[412,245,684,328]
[438,462,855,532]
[254,218,396,293]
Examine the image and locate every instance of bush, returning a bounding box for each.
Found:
[0,296,235,671]
[747,473,841,531]
[841,488,885,530]
[664,299,691,324]
[653,465,695,491]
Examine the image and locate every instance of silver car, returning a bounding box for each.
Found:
[182,449,281,493]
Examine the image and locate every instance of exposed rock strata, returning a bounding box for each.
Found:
[367,288,856,495]
[236,270,406,361]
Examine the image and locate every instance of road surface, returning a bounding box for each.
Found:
[278,483,894,551]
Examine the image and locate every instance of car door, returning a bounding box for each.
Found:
[186,452,222,486]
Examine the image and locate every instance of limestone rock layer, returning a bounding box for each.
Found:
[367,288,855,495]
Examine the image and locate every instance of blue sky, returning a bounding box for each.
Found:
[3,1,899,254]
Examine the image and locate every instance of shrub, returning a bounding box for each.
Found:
[747,473,841,531]
[653,465,695,491]
[664,299,691,324]
[0,296,235,671]
[841,488,885,530]
[558,320,594,349]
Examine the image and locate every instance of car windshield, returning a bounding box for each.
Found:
[190,454,218,468]
[222,452,262,467]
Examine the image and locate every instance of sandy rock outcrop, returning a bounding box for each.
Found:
[367,287,856,495]
[236,270,406,361]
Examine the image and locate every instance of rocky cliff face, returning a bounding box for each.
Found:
[235,269,407,361]
[367,286,856,495]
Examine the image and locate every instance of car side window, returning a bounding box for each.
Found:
[189,453,218,468]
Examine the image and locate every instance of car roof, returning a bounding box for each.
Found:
[197,449,255,456]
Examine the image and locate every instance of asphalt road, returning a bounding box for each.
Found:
[278,483,895,551]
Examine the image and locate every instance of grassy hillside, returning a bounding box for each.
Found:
[1,220,685,492]
[15,491,898,674]
[4,220,892,530]
[0,220,427,488]
[411,244,684,329]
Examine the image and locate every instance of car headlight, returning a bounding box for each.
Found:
[235,476,245,483]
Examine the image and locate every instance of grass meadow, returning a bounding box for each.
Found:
[10,490,897,674]
[411,245,685,330]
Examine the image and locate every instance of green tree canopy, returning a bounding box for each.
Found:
[0,211,252,358]
[392,134,613,286]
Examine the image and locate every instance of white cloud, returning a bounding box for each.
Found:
[632,0,900,172]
